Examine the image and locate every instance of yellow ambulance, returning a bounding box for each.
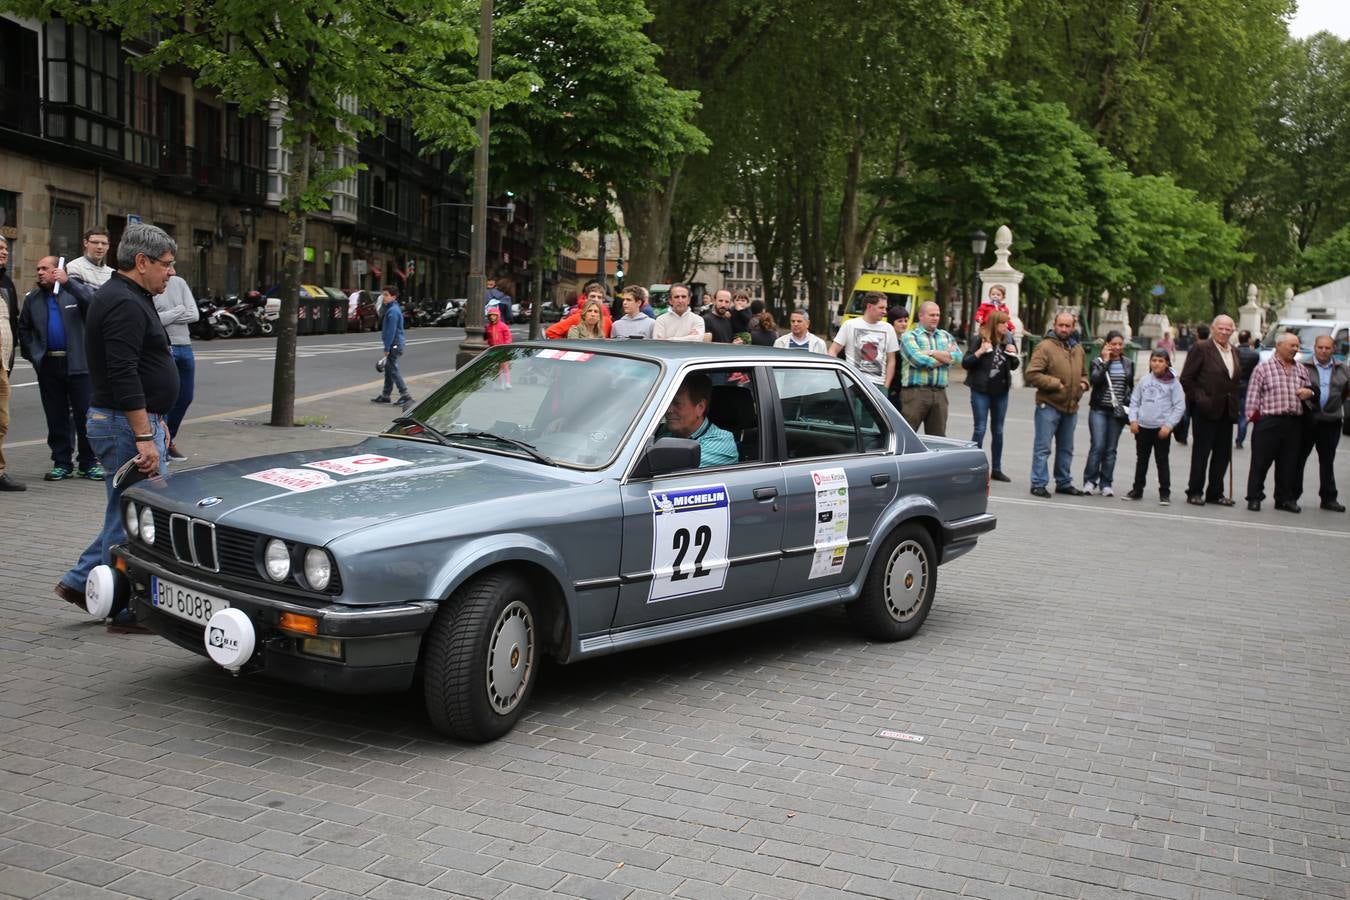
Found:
[838,272,935,325]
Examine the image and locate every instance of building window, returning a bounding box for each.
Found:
[43,20,121,153]
[0,20,40,135]
[266,123,291,199]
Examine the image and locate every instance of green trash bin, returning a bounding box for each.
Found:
[1021,332,1043,372]
[315,297,334,334]
[296,291,315,335]
[330,294,349,333]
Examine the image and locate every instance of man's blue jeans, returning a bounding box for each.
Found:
[1083,408,1125,489]
[1031,403,1077,489]
[381,348,409,399]
[969,390,1010,471]
[60,409,168,593]
[167,344,195,438]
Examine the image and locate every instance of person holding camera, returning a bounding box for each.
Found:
[1082,331,1135,496]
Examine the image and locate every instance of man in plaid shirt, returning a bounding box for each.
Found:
[897,301,963,436]
[1243,332,1315,512]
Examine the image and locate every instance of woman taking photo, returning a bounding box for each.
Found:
[1083,330,1135,496]
[962,310,1017,482]
[566,299,606,340]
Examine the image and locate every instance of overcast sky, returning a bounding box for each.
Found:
[1289,0,1350,38]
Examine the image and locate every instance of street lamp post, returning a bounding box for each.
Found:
[969,229,987,338]
[458,0,493,368]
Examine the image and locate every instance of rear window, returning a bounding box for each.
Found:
[845,290,916,317]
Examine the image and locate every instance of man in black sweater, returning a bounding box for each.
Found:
[55,223,180,633]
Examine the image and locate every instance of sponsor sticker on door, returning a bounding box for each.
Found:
[648,484,730,602]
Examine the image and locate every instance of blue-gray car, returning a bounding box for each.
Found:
[104,342,996,741]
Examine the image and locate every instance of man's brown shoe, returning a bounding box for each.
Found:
[54,582,85,607]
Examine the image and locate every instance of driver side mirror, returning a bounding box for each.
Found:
[633,437,701,479]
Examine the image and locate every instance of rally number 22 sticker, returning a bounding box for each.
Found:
[648,484,730,602]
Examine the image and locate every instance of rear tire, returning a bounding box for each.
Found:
[846,524,937,642]
[423,572,539,742]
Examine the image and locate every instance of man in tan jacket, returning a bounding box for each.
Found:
[1024,311,1089,497]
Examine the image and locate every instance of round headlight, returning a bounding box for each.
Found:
[303,548,332,592]
[124,502,140,539]
[139,507,155,544]
[264,539,291,582]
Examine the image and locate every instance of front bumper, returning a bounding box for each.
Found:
[112,544,438,694]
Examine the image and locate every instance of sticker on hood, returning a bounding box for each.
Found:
[243,468,337,492]
[303,454,411,476]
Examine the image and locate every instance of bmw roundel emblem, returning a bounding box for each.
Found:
[197,496,222,508]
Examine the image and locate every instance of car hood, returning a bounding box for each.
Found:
[126,437,594,544]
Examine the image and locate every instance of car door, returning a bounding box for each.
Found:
[769,364,897,597]
[612,367,785,630]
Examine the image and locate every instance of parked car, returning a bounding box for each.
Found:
[348,290,381,332]
[537,300,565,323]
[93,343,995,742]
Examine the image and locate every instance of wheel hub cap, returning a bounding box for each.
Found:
[487,601,534,713]
[884,542,927,622]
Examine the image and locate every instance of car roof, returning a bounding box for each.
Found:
[512,339,833,364]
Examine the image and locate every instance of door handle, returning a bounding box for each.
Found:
[871,474,890,487]
[753,487,779,501]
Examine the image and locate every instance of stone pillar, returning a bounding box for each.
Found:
[1238,283,1264,340]
[1139,313,1172,348]
[978,225,1026,387]
[1096,289,1132,341]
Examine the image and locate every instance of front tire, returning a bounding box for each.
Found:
[847,524,937,642]
[423,572,539,741]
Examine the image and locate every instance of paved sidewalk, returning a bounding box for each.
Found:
[1,374,1348,900]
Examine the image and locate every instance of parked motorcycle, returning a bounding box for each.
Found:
[227,291,277,337]
[189,294,219,340]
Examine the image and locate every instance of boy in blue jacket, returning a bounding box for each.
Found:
[371,285,413,407]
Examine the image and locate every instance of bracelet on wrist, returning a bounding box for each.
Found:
[135,433,155,442]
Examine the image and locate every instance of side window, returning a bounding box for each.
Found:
[842,378,887,451]
[652,368,762,469]
[1335,329,1349,360]
[774,367,860,458]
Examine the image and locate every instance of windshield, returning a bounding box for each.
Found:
[1261,323,1331,349]
[387,346,661,469]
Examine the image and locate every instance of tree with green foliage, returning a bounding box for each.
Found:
[8,0,523,425]
[467,0,705,337]
[875,83,1244,330]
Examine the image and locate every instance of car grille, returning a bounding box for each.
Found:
[146,508,342,595]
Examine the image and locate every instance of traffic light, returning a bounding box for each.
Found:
[615,258,625,285]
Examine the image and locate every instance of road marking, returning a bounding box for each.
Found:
[989,495,1349,539]
[215,360,242,365]
[0,368,459,449]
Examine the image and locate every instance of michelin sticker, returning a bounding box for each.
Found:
[304,454,410,476]
[648,484,730,602]
[242,468,336,492]
[808,467,849,579]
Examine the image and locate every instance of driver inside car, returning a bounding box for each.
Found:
[656,372,738,468]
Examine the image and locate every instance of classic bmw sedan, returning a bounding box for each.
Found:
[97,342,996,741]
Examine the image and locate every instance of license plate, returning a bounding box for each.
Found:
[151,576,230,627]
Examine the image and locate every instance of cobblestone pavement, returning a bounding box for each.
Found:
[2,373,1348,900]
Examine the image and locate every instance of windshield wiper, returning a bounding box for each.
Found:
[389,415,453,447]
[442,431,556,466]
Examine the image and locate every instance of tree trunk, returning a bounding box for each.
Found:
[529,195,548,340]
[618,164,682,287]
[839,138,866,295]
[269,106,312,428]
